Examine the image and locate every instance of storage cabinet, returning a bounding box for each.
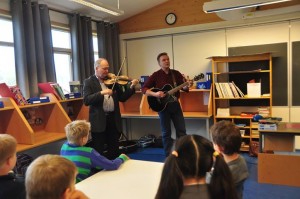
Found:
[210,53,272,151]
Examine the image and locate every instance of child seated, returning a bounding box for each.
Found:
[210,120,249,199]
[155,134,238,199]
[61,120,129,182]
[0,134,26,199]
[25,154,88,199]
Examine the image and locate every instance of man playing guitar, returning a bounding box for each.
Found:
[142,52,190,157]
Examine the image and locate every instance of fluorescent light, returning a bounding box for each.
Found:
[203,0,292,13]
[70,0,124,16]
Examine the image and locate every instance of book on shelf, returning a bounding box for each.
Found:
[229,82,240,98]
[222,82,235,98]
[0,83,28,105]
[232,81,245,97]
[38,82,65,100]
[215,83,223,98]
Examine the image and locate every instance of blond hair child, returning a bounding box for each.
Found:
[0,134,26,199]
[25,154,88,199]
[61,120,129,182]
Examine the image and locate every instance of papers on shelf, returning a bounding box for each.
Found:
[247,83,261,97]
[217,108,230,117]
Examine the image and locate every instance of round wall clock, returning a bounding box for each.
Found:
[165,13,177,25]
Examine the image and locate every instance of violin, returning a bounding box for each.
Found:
[104,73,138,86]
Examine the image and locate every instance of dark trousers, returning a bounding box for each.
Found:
[90,113,120,160]
[158,101,186,157]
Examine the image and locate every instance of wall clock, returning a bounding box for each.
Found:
[165,13,177,25]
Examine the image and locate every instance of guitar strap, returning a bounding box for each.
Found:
[170,69,177,88]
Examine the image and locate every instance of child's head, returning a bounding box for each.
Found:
[65,120,90,146]
[155,134,238,199]
[156,135,215,198]
[0,134,17,171]
[210,120,241,155]
[173,134,214,179]
[25,154,77,199]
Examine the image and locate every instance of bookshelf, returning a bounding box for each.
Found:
[0,94,70,152]
[210,53,272,152]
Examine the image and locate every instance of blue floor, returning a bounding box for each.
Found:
[127,147,300,199]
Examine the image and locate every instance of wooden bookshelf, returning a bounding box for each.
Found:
[211,53,273,152]
[0,94,70,152]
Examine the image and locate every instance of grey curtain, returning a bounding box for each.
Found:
[69,14,94,83]
[97,21,120,74]
[10,0,55,98]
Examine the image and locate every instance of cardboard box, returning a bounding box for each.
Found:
[247,83,261,97]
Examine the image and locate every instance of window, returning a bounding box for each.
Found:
[93,34,98,61]
[0,18,16,86]
[51,28,72,93]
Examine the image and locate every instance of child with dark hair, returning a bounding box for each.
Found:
[210,120,249,199]
[155,134,238,199]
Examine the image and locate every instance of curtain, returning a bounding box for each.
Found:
[69,14,94,83]
[10,0,55,98]
[96,21,120,74]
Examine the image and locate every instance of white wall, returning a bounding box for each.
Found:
[121,18,300,142]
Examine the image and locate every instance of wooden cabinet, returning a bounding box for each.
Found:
[210,53,272,151]
[0,94,70,152]
[120,89,212,118]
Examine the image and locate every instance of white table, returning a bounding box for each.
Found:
[76,160,164,199]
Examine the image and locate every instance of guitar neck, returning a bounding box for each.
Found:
[167,82,189,95]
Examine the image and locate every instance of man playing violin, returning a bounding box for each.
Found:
[142,52,190,157]
[83,58,139,159]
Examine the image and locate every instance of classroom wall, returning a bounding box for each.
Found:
[120,16,300,146]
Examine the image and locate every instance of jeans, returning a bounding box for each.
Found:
[158,101,186,156]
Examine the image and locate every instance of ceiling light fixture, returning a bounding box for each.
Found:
[70,0,124,16]
[203,0,292,13]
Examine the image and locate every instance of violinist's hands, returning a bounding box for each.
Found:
[100,89,113,96]
[131,79,139,86]
[155,91,166,98]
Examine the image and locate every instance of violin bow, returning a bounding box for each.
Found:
[111,57,127,91]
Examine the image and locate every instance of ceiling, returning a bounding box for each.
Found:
[39,0,168,23]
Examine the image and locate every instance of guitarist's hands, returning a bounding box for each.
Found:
[154,91,166,98]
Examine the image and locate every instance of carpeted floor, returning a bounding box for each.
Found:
[127,147,300,199]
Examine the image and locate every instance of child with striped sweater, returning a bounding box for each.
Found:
[61,120,129,183]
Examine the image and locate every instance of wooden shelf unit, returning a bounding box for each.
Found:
[0,94,70,152]
[210,53,273,152]
[120,89,212,118]
[1,88,212,152]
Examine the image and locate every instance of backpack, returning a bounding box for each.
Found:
[13,153,33,176]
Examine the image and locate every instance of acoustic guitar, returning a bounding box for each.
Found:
[147,81,189,112]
